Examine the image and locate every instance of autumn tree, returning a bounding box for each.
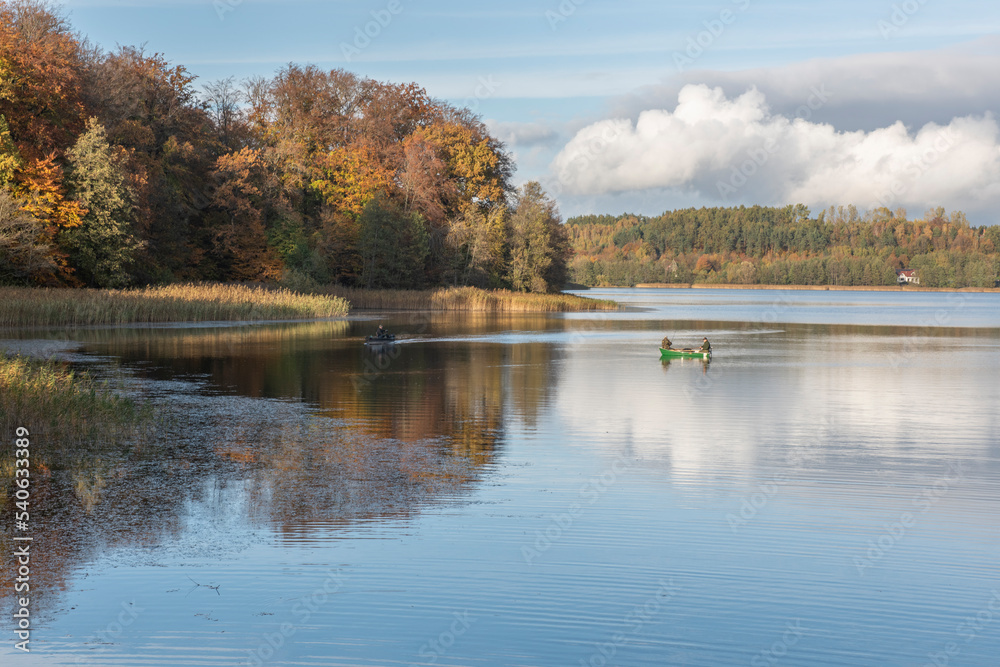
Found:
[0,0,85,162]
[249,65,366,189]
[0,1,86,279]
[0,186,54,283]
[695,253,721,274]
[310,140,396,218]
[80,45,205,156]
[399,134,455,227]
[411,115,513,210]
[357,80,436,151]
[15,153,84,281]
[78,44,215,279]
[202,76,249,151]
[205,146,283,281]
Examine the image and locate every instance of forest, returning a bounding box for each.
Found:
[0,1,569,292]
[566,205,1000,289]
[4,1,999,295]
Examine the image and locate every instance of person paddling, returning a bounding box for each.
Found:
[701,337,711,352]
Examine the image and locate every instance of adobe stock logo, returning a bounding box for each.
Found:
[878,0,930,39]
[545,0,587,31]
[716,139,780,199]
[214,0,243,21]
[673,0,752,72]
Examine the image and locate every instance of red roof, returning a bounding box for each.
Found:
[897,269,916,277]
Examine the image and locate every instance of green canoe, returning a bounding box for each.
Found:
[659,347,711,359]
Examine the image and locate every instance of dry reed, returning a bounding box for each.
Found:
[319,286,619,312]
[0,284,350,328]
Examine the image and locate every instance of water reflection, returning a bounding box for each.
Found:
[69,315,564,444]
[660,357,711,375]
[558,322,1000,485]
[1,315,567,621]
[2,294,999,666]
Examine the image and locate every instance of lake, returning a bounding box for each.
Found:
[3,288,1000,666]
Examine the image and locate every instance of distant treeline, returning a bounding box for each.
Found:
[0,1,568,293]
[566,205,1000,288]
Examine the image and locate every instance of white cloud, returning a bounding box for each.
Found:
[613,36,1000,132]
[551,84,1000,215]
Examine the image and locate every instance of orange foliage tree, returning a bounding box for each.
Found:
[0,1,85,162]
[206,147,284,281]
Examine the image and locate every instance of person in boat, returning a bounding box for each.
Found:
[375,324,388,339]
[661,336,673,350]
[701,337,711,352]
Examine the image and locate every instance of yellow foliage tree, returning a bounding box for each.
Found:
[309,141,395,218]
[411,121,510,208]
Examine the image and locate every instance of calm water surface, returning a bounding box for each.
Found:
[2,289,1000,666]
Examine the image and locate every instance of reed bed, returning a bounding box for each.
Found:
[320,286,619,312]
[0,355,152,458]
[0,284,350,328]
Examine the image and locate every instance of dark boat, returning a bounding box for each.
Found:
[364,334,397,346]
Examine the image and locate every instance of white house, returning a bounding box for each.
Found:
[896,269,919,285]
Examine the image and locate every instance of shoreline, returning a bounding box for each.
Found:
[316,285,618,312]
[631,283,1000,293]
[0,285,618,330]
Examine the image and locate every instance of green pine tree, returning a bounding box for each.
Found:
[63,118,144,287]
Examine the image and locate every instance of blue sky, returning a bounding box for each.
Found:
[58,0,1000,223]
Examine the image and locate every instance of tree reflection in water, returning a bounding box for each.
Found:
[1,315,561,620]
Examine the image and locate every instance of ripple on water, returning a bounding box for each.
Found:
[4,296,999,666]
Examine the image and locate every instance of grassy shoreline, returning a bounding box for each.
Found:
[633,283,1000,293]
[316,286,619,312]
[0,284,350,328]
[0,284,617,330]
[0,356,154,494]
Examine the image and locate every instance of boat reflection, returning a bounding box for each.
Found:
[661,357,712,374]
